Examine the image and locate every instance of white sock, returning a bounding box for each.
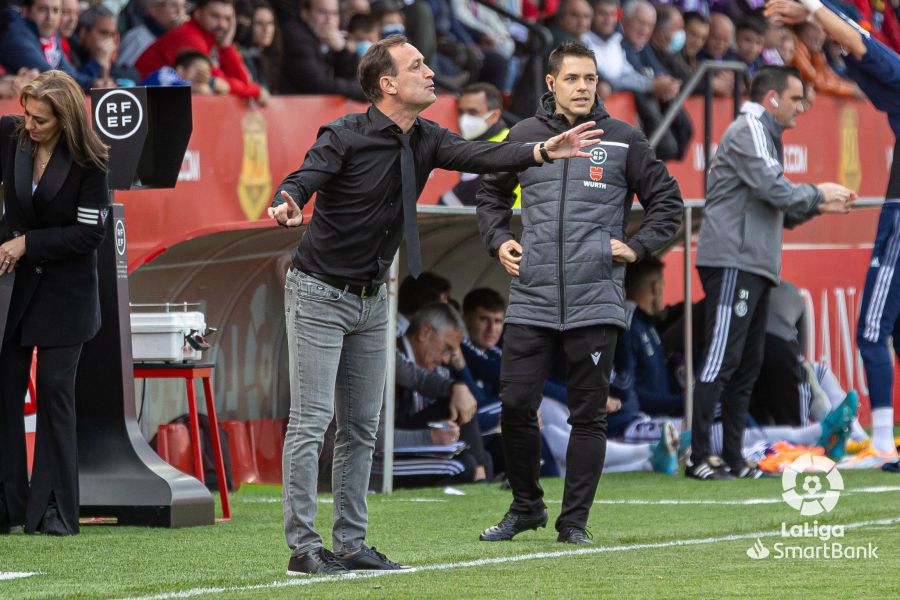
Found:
[604,439,652,470]
[850,419,868,442]
[604,457,654,473]
[871,407,897,454]
[759,423,821,446]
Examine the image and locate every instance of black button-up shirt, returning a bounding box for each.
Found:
[274,106,539,285]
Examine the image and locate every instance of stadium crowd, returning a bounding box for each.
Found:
[3,0,896,118]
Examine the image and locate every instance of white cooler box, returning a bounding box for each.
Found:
[131,311,209,362]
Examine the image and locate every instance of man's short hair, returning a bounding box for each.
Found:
[624,256,664,299]
[407,302,465,337]
[547,41,597,77]
[655,5,679,32]
[622,0,653,20]
[398,272,451,316]
[460,82,503,111]
[77,5,114,31]
[347,12,377,35]
[175,49,212,69]
[358,35,408,104]
[735,15,766,37]
[749,65,801,102]
[591,0,619,9]
[682,10,708,27]
[194,0,234,9]
[463,288,506,315]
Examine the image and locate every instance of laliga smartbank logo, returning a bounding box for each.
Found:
[746,453,878,561]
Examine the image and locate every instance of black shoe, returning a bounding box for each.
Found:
[287,547,351,576]
[883,460,900,473]
[479,509,549,541]
[335,545,410,571]
[685,457,735,480]
[39,503,71,536]
[557,527,593,544]
[728,460,768,479]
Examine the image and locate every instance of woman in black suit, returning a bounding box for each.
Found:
[0,70,110,536]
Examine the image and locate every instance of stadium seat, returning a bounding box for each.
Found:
[221,420,260,487]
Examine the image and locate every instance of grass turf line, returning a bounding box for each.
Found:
[0,470,898,599]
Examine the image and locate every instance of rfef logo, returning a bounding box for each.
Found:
[94,89,144,140]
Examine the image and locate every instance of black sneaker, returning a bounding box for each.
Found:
[685,457,735,480]
[335,545,410,571]
[479,509,549,541]
[287,547,351,576]
[728,460,768,479]
[557,527,593,544]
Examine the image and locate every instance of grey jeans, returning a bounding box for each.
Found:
[282,268,388,555]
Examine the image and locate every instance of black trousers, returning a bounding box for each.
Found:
[691,267,771,468]
[499,323,617,532]
[750,334,804,426]
[0,323,83,535]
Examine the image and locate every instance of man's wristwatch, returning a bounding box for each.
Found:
[539,142,553,164]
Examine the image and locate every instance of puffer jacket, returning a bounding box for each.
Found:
[477,92,683,331]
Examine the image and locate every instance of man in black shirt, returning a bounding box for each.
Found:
[268,35,602,576]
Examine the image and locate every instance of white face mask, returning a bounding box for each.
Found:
[458,110,495,140]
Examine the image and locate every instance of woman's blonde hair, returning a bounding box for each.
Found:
[17,70,108,171]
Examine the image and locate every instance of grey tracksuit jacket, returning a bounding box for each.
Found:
[696,102,823,285]
[476,93,683,331]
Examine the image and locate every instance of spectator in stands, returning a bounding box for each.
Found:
[580,0,629,97]
[779,26,795,63]
[440,83,511,206]
[117,0,186,69]
[394,302,486,483]
[734,15,767,82]
[72,6,140,86]
[136,0,269,103]
[0,67,39,99]
[700,11,739,96]
[0,0,106,91]
[238,0,282,92]
[374,0,405,38]
[672,10,709,77]
[621,1,693,160]
[761,18,786,65]
[279,0,366,99]
[549,0,593,48]
[449,0,515,90]
[58,0,79,60]
[645,5,689,81]
[616,257,684,418]
[397,272,452,335]
[347,12,379,59]
[142,49,217,94]
[792,20,862,98]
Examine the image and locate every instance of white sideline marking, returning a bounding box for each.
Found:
[116,517,900,600]
[0,572,38,581]
[239,497,447,504]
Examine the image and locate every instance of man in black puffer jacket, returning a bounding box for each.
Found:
[477,41,683,545]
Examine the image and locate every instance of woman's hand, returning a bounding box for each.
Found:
[0,236,26,276]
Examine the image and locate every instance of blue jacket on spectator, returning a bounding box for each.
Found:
[461,338,569,434]
[0,7,100,91]
[613,302,684,418]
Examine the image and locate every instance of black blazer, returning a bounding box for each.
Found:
[0,116,110,347]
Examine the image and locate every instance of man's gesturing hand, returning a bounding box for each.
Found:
[542,121,604,161]
[267,191,304,227]
[498,239,523,277]
[816,182,856,214]
[764,0,810,25]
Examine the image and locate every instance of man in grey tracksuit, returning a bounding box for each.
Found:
[688,66,855,480]
[476,42,683,543]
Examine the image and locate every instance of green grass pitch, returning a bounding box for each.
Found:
[2,467,899,599]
